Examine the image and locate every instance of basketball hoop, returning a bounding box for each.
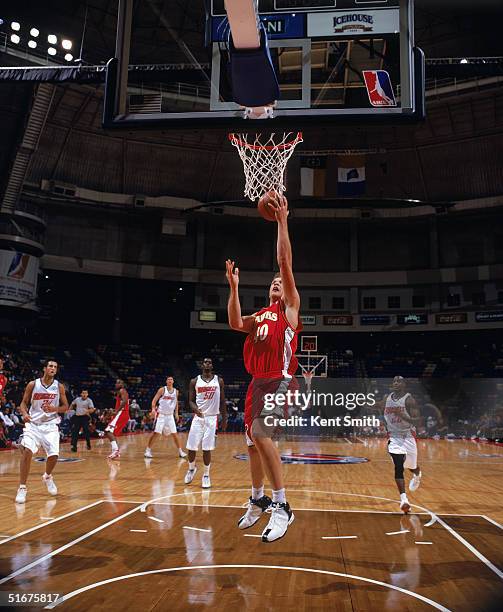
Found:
[229,131,303,201]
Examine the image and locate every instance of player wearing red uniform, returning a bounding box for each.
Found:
[226,192,301,543]
[105,379,129,460]
[0,357,7,402]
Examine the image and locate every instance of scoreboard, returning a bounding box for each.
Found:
[210,0,400,16]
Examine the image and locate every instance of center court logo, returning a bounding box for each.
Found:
[234,453,369,464]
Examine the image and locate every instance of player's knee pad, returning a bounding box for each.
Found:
[391,453,405,479]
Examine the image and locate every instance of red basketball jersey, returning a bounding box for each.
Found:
[115,389,129,414]
[0,373,7,398]
[243,300,302,378]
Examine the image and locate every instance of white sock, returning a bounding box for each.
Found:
[19,484,27,489]
[204,464,210,476]
[111,441,119,452]
[400,493,408,502]
[272,488,286,504]
[146,447,150,451]
[252,486,264,500]
[189,461,196,470]
[43,473,52,480]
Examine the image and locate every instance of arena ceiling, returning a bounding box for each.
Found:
[0,1,502,203]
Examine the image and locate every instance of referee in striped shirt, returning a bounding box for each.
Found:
[70,389,95,451]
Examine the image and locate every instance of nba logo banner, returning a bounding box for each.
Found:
[362,70,397,107]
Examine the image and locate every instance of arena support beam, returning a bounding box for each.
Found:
[1,83,55,214]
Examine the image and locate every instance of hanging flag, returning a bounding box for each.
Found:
[337,154,366,197]
[300,156,327,197]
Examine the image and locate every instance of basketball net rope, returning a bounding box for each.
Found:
[229,132,303,201]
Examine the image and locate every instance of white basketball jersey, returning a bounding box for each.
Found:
[30,378,61,425]
[158,387,177,416]
[384,392,413,438]
[195,375,220,416]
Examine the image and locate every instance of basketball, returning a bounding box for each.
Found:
[258,190,279,222]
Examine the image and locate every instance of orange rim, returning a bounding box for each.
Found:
[228,132,303,151]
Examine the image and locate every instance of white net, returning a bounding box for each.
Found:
[229,132,303,201]
[302,370,314,393]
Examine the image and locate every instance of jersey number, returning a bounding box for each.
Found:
[256,323,269,342]
[203,390,216,400]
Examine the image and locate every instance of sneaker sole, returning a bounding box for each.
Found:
[262,512,295,543]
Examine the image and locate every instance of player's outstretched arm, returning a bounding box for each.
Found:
[269,193,300,328]
[226,259,255,333]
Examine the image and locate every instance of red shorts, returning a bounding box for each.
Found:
[244,375,299,445]
[105,409,130,436]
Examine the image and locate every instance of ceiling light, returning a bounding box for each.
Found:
[11,22,20,31]
[48,47,57,56]
[10,34,20,44]
[28,40,37,49]
[460,58,468,64]
[48,34,57,45]
[62,39,72,50]
[64,53,73,62]
[30,27,39,37]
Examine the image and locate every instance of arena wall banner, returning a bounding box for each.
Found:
[475,311,503,323]
[0,250,39,307]
[308,9,400,38]
[323,315,353,326]
[436,313,468,324]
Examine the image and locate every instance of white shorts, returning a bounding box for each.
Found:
[388,436,418,470]
[21,422,60,457]
[186,415,218,451]
[155,414,177,435]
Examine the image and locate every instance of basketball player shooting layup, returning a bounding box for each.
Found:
[184,358,227,488]
[226,192,301,543]
[15,359,69,504]
[144,376,187,459]
[105,379,129,460]
[383,376,422,513]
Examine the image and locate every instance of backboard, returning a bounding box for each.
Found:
[103,0,424,130]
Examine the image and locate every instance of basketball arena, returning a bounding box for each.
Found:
[0,1,502,610]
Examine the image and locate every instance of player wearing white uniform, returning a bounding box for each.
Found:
[15,359,69,504]
[383,376,422,513]
[144,376,187,459]
[184,358,227,489]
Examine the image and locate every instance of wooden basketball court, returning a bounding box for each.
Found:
[1,434,502,611]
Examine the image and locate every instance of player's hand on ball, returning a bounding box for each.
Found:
[267,191,289,223]
[225,259,239,289]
